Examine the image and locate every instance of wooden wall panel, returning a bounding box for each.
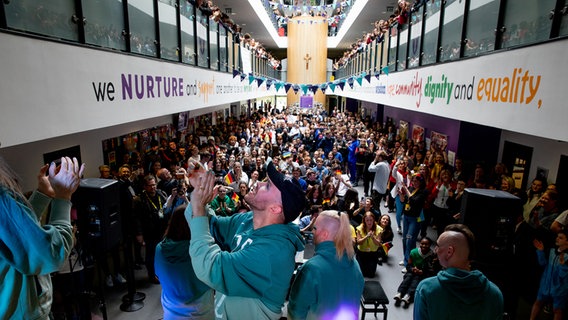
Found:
[287,16,327,107]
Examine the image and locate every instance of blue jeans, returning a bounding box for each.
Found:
[395,195,403,230]
[402,214,421,266]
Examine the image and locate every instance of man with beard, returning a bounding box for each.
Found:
[184,160,306,319]
[133,175,167,284]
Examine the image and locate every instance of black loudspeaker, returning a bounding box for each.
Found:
[74,178,122,253]
[460,188,522,264]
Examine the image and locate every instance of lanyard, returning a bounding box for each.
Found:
[146,192,163,212]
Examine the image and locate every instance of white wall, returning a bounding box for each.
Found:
[499,130,568,185]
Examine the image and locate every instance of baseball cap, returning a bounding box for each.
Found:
[266,162,306,224]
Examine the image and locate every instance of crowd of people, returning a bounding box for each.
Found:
[332,0,429,70]
[195,0,282,70]
[3,101,567,319]
[88,103,566,318]
[266,0,352,37]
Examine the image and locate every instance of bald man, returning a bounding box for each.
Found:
[413,224,504,320]
[288,210,364,320]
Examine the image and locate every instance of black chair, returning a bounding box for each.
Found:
[360,280,389,320]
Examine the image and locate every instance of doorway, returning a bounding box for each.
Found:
[501,141,533,191]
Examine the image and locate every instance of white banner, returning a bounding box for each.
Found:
[0,33,274,147]
[335,39,568,142]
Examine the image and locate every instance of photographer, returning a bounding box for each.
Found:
[163,179,190,217]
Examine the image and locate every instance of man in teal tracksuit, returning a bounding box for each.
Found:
[413,224,503,320]
[287,210,364,320]
[185,160,306,319]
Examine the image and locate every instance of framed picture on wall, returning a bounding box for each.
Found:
[399,120,409,141]
[430,131,448,151]
[412,124,424,143]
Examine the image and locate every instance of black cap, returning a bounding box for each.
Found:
[266,162,306,224]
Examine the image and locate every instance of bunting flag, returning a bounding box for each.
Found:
[248,74,255,85]
[224,172,235,185]
[375,73,381,80]
[239,73,247,81]
[292,85,300,94]
[309,85,319,94]
[300,84,308,95]
[275,82,283,92]
[231,192,239,203]
[337,81,345,91]
[355,76,363,86]
[381,66,389,75]
[365,74,372,83]
[266,79,273,90]
[382,242,393,255]
[319,83,328,92]
[329,83,336,92]
[347,77,354,89]
[232,69,240,78]
[256,77,265,87]
[284,83,292,93]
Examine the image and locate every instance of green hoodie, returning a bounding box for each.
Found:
[185,209,305,320]
[287,241,364,320]
[0,189,73,320]
[414,267,503,320]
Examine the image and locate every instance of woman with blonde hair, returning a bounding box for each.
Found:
[288,210,364,319]
[355,212,382,277]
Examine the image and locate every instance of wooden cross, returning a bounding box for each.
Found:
[304,53,311,70]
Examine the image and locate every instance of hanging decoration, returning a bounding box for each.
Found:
[228,67,383,95]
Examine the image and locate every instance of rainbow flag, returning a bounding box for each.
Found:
[231,192,239,203]
[382,242,393,255]
[224,172,235,185]
[335,170,342,175]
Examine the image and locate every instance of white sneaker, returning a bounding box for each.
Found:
[393,292,402,301]
[402,294,411,307]
[401,268,407,274]
[399,260,405,266]
[105,275,114,287]
[115,273,127,284]
[397,228,402,235]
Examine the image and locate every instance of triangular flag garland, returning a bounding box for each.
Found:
[292,84,300,94]
[228,68,381,95]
